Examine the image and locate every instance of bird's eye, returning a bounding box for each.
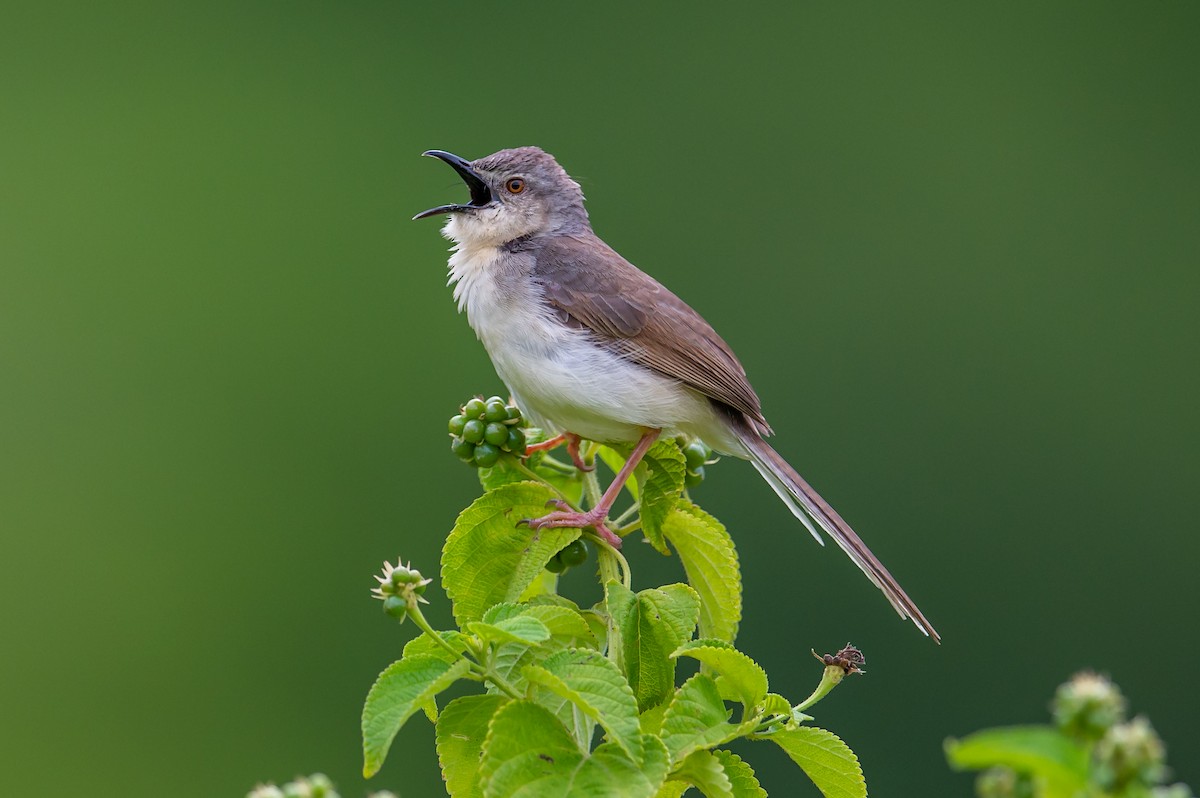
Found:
[505,178,525,194]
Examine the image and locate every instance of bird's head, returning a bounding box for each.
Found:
[414,147,588,247]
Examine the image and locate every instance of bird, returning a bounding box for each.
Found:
[414,146,938,641]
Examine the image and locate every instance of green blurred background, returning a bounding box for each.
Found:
[2,1,1197,795]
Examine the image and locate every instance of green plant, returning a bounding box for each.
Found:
[946,671,1193,798]
[359,395,872,797]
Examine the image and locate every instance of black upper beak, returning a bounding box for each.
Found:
[413,150,493,220]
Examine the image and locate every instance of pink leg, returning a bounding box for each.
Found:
[521,429,661,547]
[524,432,593,472]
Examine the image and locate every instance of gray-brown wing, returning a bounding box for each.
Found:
[531,234,769,431]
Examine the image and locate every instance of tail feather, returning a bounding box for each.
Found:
[740,431,940,642]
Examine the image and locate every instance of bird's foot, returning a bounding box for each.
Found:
[519,502,622,548]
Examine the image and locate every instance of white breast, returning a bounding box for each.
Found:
[445,242,723,446]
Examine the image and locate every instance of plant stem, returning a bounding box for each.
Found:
[405,598,523,699]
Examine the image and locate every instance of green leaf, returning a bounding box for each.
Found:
[478,456,530,491]
[662,502,742,643]
[760,726,865,798]
[442,482,582,625]
[639,703,668,736]
[635,440,687,554]
[523,604,599,650]
[660,673,751,763]
[362,655,471,777]
[944,725,1089,797]
[759,693,792,719]
[524,648,642,760]
[436,695,509,798]
[480,700,670,798]
[671,749,733,798]
[711,751,767,798]
[402,630,470,664]
[652,782,690,798]
[481,451,585,507]
[607,582,701,712]
[466,615,551,647]
[672,640,768,711]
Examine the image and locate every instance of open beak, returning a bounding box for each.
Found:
[413,150,493,220]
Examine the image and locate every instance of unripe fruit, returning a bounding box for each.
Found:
[382,595,408,620]
[506,405,521,421]
[463,398,486,419]
[484,422,510,447]
[484,399,509,423]
[558,540,588,567]
[683,441,709,470]
[685,466,705,487]
[448,414,467,436]
[462,419,485,444]
[506,427,527,454]
[451,437,475,461]
[544,554,567,573]
[473,443,501,468]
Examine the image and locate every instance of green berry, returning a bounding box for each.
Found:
[451,437,475,461]
[505,427,527,454]
[462,418,485,444]
[544,554,566,573]
[463,398,486,418]
[506,404,522,421]
[558,540,587,567]
[683,441,709,470]
[484,421,509,447]
[484,399,509,423]
[448,414,467,436]
[685,466,705,487]
[382,595,408,620]
[473,442,501,468]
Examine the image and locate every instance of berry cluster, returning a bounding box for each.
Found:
[448,396,527,468]
[370,560,431,623]
[680,439,714,487]
[544,539,588,573]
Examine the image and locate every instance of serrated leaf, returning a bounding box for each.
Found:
[712,751,767,798]
[466,615,552,647]
[672,641,768,711]
[660,673,750,763]
[607,582,700,712]
[662,502,742,642]
[436,694,508,798]
[635,441,687,554]
[480,700,669,798]
[481,449,585,507]
[518,567,560,601]
[524,648,642,760]
[761,726,865,798]
[362,655,471,777]
[944,725,1088,796]
[671,749,733,798]
[759,693,792,719]
[442,482,582,625]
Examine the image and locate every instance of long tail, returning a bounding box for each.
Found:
[739,430,940,642]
